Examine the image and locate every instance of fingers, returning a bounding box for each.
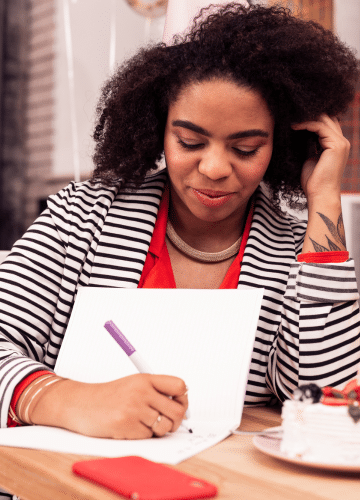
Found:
[329,116,341,132]
[292,114,337,135]
[148,413,174,437]
[121,374,188,436]
[172,389,188,411]
[291,113,350,159]
[149,374,188,431]
[111,402,174,439]
[150,374,188,398]
[148,389,188,433]
[291,114,346,143]
[140,407,173,437]
[140,404,182,437]
[291,114,350,200]
[292,113,338,127]
[67,374,189,440]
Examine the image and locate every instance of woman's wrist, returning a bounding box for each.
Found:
[29,378,92,432]
[302,197,346,254]
[16,374,68,426]
[306,192,342,212]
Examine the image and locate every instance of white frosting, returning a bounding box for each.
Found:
[281,399,360,464]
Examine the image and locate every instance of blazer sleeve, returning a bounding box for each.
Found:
[0,181,115,427]
[0,210,67,426]
[266,258,360,400]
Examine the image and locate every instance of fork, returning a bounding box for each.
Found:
[231,428,283,438]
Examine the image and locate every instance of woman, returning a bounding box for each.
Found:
[0,3,359,444]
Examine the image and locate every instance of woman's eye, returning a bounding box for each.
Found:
[233,147,259,157]
[177,138,203,150]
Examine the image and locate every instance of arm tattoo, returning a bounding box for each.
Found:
[325,235,341,251]
[337,214,346,246]
[310,237,330,252]
[310,212,346,252]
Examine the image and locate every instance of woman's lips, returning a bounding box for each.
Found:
[192,188,235,207]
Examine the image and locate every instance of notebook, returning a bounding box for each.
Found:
[0,287,263,464]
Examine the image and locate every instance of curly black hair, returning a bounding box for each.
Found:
[91,3,359,206]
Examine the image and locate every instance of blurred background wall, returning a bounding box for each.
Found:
[0,0,359,250]
[0,0,28,249]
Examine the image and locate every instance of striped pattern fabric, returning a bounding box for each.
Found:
[0,170,359,428]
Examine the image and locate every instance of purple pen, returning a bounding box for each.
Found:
[104,320,153,374]
[104,320,192,433]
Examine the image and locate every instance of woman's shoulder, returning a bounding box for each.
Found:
[47,171,168,219]
[48,180,118,208]
[44,181,120,243]
[115,169,168,201]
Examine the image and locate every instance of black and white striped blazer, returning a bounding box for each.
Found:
[0,170,359,427]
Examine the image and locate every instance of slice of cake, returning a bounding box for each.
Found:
[280,381,360,464]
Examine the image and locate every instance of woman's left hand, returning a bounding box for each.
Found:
[292,114,349,254]
[292,114,350,203]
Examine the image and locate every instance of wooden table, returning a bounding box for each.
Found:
[0,406,359,500]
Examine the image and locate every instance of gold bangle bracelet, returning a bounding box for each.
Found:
[8,405,25,425]
[16,374,56,425]
[23,377,62,425]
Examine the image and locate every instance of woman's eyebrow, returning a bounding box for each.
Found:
[172,120,269,139]
[172,120,210,136]
[228,130,269,139]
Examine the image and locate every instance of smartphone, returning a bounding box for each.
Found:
[72,455,218,500]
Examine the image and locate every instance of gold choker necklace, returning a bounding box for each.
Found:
[166,220,242,263]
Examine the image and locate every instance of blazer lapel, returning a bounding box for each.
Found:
[238,186,297,296]
[89,171,167,288]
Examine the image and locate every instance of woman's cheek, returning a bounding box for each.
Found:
[239,160,269,182]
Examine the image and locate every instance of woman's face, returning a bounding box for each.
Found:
[164,78,274,224]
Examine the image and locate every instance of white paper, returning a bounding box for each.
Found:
[0,424,233,465]
[0,288,263,464]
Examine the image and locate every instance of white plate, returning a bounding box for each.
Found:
[253,427,360,472]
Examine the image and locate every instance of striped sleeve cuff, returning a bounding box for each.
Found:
[285,258,359,303]
[0,355,53,428]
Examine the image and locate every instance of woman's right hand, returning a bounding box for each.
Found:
[29,373,188,439]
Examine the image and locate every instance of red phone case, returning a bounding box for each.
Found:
[72,455,218,500]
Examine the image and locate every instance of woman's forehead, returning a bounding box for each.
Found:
[168,78,274,135]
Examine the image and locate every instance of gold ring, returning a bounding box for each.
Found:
[152,414,162,429]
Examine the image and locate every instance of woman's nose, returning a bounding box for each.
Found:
[198,147,232,180]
